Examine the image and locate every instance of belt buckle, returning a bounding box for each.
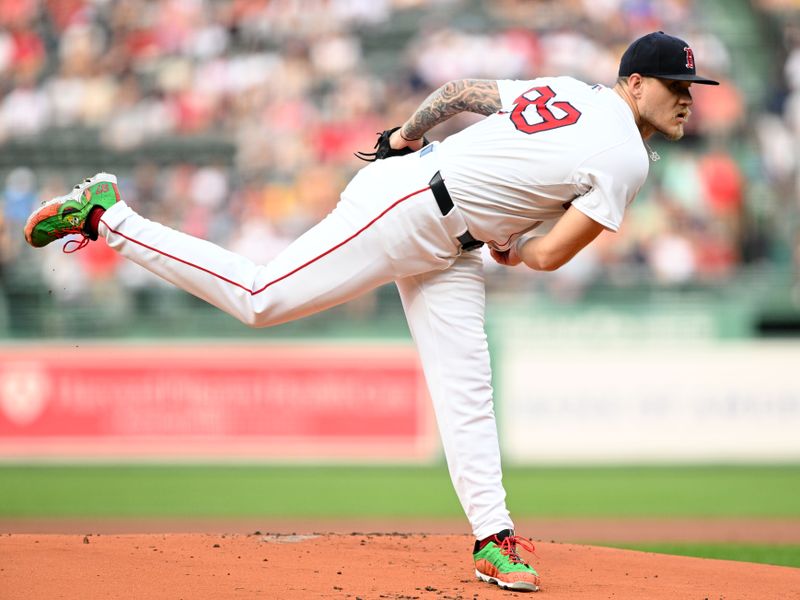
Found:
[457,231,484,252]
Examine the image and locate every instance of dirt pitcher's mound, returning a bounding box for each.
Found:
[2,533,799,599]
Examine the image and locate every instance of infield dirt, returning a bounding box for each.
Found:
[2,532,799,599]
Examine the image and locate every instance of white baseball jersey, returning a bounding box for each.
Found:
[437,76,650,249]
[93,76,650,541]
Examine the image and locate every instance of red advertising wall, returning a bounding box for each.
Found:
[0,344,437,461]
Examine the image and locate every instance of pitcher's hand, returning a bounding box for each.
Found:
[490,246,522,267]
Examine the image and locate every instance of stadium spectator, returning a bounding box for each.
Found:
[0,0,790,318]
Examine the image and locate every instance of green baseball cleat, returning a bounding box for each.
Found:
[473,529,541,592]
[23,172,120,249]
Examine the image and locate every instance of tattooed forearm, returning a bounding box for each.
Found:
[401,79,501,140]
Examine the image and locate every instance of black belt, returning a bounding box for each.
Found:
[428,171,484,252]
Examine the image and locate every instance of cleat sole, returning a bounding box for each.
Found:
[476,569,539,592]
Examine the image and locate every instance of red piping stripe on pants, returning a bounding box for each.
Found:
[99,185,431,295]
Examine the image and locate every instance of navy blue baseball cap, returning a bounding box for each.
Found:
[619,31,719,85]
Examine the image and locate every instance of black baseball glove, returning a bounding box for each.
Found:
[354,126,430,162]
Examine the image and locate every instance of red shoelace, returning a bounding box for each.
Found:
[498,535,536,564]
[62,235,90,253]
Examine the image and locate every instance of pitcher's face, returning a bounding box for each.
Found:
[639,77,694,141]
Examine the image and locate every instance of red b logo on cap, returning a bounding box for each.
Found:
[684,46,695,69]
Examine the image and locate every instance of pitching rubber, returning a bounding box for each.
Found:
[475,569,540,592]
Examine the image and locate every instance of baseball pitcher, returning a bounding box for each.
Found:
[24,32,719,592]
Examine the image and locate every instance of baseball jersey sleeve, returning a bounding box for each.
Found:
[570,141,649,232]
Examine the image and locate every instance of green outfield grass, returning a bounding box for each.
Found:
[1,464,799,518]
[607,543,800,569]
[2,464,799,568]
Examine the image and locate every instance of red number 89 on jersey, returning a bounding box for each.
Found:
[509,86,582,134]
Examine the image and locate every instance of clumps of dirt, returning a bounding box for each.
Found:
[1,533,799,599]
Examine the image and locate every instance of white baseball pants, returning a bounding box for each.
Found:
[98,147,513,540]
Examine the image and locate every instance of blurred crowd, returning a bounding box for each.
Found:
[0,0,794,316]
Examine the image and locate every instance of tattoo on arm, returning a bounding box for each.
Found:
[401,79,501,140]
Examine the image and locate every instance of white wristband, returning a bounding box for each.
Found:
[514,235,532,256]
